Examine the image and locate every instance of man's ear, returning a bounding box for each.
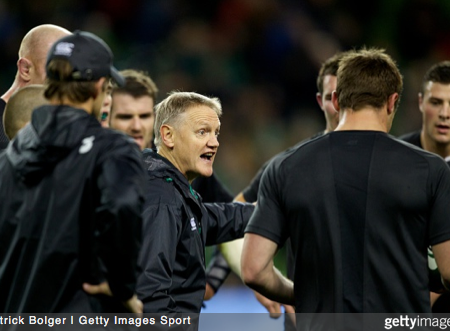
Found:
[160,124,175,148]
[17,58,32,83]
[418,92,424,113]
[387,93,399,114]
[331,91,340,112]
[316,92,324,109]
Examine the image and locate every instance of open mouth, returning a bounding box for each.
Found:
[201,152,215,161]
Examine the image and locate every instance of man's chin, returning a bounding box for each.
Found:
[198,168,214,178]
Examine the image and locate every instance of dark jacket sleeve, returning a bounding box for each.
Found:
[192,174,234,291]
[203,202,255,246]
[95,146,146,301]
[205,247,232,293]
[137,199,181,313]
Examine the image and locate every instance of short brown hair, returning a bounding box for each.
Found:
[422,61,450,93]
[336,48,403,111]
[110,69,158,115]
[316,52,345,94]
[44,58,103,103]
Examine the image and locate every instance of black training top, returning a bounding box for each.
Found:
[0,105,146,313]
[246,131,450,314]
[242,131,325,203]
[398,130,422,148]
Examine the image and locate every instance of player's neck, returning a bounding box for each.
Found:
[1,78,23,103]
[334,107,390,132]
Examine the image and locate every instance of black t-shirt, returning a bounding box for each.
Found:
[246,131,450,313]
[242,131,324,281]
[398,130,422,148]
[242,131,325,202]
[399,130,450,312]
[0,99,9,149]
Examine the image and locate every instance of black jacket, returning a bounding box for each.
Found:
[137,149,254,313]
[0,105,146,313]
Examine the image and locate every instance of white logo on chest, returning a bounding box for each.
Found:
[190,218,197,231]
[79,136,95,154]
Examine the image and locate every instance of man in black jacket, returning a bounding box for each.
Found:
[0,31,145,313]
[137,91,254,313]
[107,70,235,301]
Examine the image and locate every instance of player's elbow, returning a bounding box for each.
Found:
[241,258,264,289]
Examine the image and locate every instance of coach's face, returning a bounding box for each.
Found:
[420,81,450,145]
[171,105,220,183]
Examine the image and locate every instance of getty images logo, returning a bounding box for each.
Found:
[79,136,95,154]
[54,42,74,56]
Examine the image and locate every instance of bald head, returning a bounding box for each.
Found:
[3,85,48,139]
[18,24,71,85]
[19,24,71,58]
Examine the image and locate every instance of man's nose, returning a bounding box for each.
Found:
[208,134,219,148]
[439,102,450,119]
[131,117,142,131]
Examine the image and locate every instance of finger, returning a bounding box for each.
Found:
[123,295,143,314]
[284,304,295,314]
[204,283,215,300]
[82,282,112,296]
[268,303,282,319]
[284,305,296,324]
[82,283,101,294]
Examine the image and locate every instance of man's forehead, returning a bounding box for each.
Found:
[113,107,154,115]
[424,81,450,96]
[184,105,218,119]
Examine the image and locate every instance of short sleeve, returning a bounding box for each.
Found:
[245,155,289,246]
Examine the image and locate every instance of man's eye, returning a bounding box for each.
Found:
[199,130,206,135]
[430,99,441,105]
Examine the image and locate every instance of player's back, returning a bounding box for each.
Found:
[274,131,450,313]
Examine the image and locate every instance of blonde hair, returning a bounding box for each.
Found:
[4,85,48,139]
[154,91,222,148]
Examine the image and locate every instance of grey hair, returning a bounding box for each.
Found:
[153,91,222,148]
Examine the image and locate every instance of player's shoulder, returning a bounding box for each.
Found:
[384,134,450,174]
[397,130,421,145]
[96,128,138,152]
